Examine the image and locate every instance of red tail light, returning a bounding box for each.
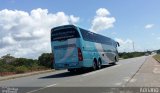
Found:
[78,48,83,61]
[50,53,54,69]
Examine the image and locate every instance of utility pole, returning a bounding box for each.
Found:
[132,41,135,52]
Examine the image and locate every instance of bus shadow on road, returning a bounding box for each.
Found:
[39,71,82,79]
[39,64,116,79]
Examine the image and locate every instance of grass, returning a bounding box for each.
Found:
[153,54,160,62]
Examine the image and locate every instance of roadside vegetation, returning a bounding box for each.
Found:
[153,49,160,62]
[119,51,150,59]
[0,53,53,76]
[153,55,160,62]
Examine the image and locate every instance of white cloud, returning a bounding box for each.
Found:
[0,8,79,58]
[0,35,17,48]
[145,24,154,29]
[96,8,110,17]
[115,38,133,52]
[69,15,80,24]
[90,8,116,32]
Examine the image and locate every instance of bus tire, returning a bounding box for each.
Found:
[68,69,76,73]
[97,58,102,69]
[111,57,117,65]
[92,59,97,71]
[115,56,118,62]
[112,62,116,65]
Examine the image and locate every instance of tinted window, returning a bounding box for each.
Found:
[80,28,113,45]
[51,28,80,41]
[80,28,94,42]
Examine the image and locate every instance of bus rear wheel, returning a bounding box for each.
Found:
[68,69,76,73]
[97,59,102,69]
[111,57,117,65]
[111,62,116,65]
[92,59,98,71]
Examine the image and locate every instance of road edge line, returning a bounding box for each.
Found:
[26,84,57,93]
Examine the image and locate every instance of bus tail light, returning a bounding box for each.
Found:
[50,53,54,69]
[78,48,83,61]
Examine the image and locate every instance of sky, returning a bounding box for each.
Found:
[0,0,160,59]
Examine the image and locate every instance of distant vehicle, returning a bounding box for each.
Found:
[51,25,120,72]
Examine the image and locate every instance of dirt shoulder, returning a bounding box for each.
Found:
[0,70,53,81]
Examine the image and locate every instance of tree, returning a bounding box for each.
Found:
[11,58,38,67]
[119,52,145,59]
[157,50,160,54]
[1,54,15,63]
[38,53,53,68]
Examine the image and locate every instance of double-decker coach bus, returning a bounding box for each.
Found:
[51,25,119,72]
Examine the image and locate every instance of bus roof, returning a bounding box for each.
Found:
[51,25,76,32]
[51,25,116,43]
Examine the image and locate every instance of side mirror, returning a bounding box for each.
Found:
[117,42,120,47]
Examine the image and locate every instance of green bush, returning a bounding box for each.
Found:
[0,61,15,72]
[11,58,38,67]
[119,52,145,59]
[29,65,46,71]
[0,67,8,72]
[153,54,160,62]
[0,53,52,74]
[157,50,160,54]
[38,53,53,68]
[4,64,15,72]
[15,66,28,73]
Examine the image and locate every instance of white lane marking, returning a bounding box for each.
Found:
[26,84,57,93]
[115,82,122,86]
[123,77,130,82]
[82,64,121,77]
[46,84,57,87]
[26,87,47,93]
[82,69,106,77]
[130,79,137,83]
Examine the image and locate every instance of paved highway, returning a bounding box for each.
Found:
[0,56,149,93]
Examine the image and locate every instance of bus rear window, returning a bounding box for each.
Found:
[51,28,80,41]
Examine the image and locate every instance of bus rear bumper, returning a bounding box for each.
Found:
[54,62,82,70]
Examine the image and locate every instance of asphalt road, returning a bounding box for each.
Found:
[0,56,148,93]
